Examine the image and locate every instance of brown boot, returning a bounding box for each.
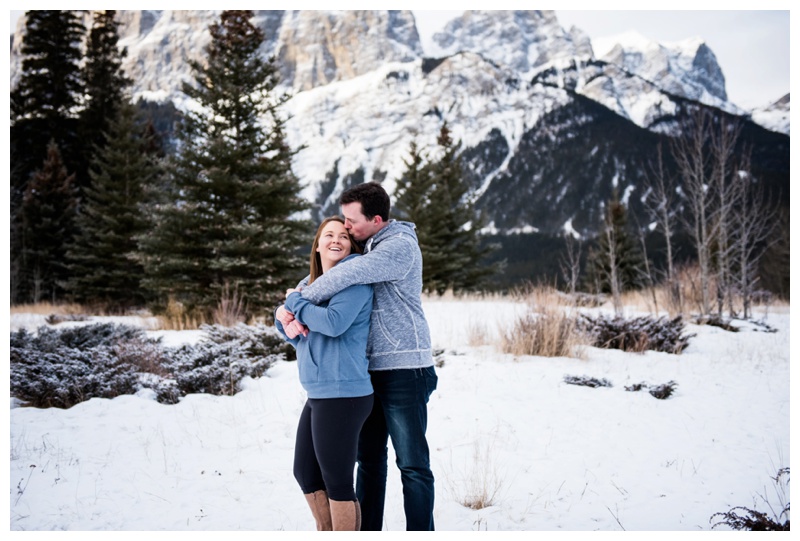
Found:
[330,499,361,531]
[303,490,332,531]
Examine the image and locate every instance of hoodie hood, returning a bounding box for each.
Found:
[366,219,418,253]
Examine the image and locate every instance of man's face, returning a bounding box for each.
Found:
[341,201,380,242]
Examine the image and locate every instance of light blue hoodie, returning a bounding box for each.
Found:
[276,254,373,399]
[298,220,433,371]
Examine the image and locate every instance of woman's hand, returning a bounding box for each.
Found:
[276,304,294,326]
[284,319,309,339]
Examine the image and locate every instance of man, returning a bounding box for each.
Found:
[276,182,437,531]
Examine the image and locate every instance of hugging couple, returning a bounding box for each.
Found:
[274,181,437,531]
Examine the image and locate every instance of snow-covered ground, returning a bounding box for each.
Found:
[8,298,791,531]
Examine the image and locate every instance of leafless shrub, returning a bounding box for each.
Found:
[564,375,613,388]
[625,381,679,399]
[578,314,694,354]
[711,468,790,531]
[648,381,678,399]
[114,338,172,378]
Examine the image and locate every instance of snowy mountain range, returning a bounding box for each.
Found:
[9,10,790,285]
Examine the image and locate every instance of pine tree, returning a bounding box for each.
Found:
[394,139,434,246]
[20,141,79,303]
[10,11,85,184]
[137,10,310,319]
[10,10,85,303]
[78,10,132,191]
[397,124,500,294]
[65,100,157,311]
[586,193,644,296]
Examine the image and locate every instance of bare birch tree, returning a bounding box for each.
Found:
[730,153,778,318]
[559,233,583,296]
[709,116,743,316]
[602,206,623,316]
[671,108,717,316]
[643,142,680,312]
[636,223,660,314]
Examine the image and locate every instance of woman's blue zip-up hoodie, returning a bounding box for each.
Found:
[275,254,374,399]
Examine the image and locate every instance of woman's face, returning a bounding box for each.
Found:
[316,220,352,267]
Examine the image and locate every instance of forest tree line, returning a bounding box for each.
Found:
[9,10,787,323]
[10,10,500,321]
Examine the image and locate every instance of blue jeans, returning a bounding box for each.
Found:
[356,366,438,531]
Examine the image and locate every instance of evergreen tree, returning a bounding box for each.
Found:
[10,10,85,303]
[394,139,434,246]
[396,124,500,294]
[586,193,644,295]
[137,10,310,319]
[65,100,157,311]
[429,124,501,294]
[20,141,79,303]
[78,10,132,191]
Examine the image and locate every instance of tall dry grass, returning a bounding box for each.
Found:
[618,263,786,318]
[213,282,248,327]
[466,319,493,347]
[157,297,206,330]
[499,284,590,359]
[158,284,253,330]
[10,302,85,316]
[442,438,506,510]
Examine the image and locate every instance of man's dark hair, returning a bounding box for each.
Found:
[340,181,390,221]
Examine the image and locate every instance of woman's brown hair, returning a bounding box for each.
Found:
[308,216,363,285]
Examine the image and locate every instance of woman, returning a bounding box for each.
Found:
[275,216,374,531]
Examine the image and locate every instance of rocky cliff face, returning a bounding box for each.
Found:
[10,10,422,102]
[275,10,422,91]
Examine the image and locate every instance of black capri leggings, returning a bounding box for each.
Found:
[293,394,374,502]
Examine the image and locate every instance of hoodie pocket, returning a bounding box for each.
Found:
[371,309,401,351]
[298,343,320,383]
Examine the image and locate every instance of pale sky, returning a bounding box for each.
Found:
[9,6,792,109]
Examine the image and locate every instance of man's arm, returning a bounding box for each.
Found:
[301,233,418,303]
[286,285,372,337]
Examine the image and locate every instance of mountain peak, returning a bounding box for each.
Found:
[432,10,592,75]
[598,31,730,109]
[594,30,657,57]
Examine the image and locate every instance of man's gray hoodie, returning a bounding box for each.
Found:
[299,220,433,371]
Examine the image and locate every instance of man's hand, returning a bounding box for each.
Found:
[275,304,295,326]
[286,287,301,298]
[283,319,309,339]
